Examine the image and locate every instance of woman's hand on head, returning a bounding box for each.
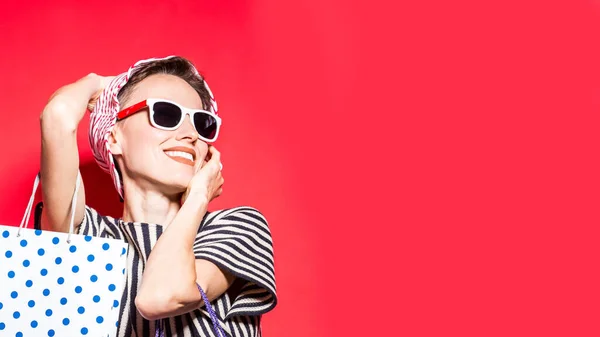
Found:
[86,75,116,112]
[43,73,116,129]
[181,145,224,205]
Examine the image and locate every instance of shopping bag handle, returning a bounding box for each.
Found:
[18,171,82,243]
[155,283,227,337]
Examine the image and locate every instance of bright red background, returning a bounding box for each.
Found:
[1,0,600,336]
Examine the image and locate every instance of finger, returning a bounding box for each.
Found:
[208,145,221,164]
[207,147,222,175]
[194,154,204,173]
[195,146,212,172]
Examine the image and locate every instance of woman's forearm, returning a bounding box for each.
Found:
[136,192,209,320]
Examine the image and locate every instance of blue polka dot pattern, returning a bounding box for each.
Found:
[0,227,128,336]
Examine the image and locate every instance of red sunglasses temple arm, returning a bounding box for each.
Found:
[116,100,148,120]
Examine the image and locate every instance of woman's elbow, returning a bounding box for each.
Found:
[135,292,175,320]
[135,288,194,320]
[40,97,79,133]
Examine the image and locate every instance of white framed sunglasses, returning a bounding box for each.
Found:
[117,98,222,142]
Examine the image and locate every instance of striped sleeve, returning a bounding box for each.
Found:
[193,206,277,318]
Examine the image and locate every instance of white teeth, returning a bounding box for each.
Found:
[165,151,194,162]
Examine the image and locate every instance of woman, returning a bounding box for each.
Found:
[39,56,277,337]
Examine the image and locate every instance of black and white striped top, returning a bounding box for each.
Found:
[77,205,277,337]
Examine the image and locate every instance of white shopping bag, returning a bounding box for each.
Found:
[0,173,128,337]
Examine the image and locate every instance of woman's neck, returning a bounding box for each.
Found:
[121,183,181,227]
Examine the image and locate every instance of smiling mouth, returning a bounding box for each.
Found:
[164,151,195,166]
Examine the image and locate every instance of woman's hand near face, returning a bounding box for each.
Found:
[181,145,224,205]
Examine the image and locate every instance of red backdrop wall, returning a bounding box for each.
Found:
[1,0,600,336]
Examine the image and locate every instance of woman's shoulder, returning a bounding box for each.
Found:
[83,205,119,224]
[201,206,270,232]
[76,205,123,239]
[207,205,265,216]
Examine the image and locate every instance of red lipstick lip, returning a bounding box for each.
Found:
[163,146,196,161]
[166,156,195,167]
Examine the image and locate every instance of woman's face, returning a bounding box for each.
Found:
[110,74,209,196]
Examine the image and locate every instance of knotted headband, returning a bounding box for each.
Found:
[88,56,218,199]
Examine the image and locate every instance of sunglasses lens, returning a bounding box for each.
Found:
[193,113,218,140]
[152,102,182,128]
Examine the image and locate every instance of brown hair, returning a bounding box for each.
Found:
[117,56,212,109]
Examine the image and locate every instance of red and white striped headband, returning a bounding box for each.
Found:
[88,56,218,199]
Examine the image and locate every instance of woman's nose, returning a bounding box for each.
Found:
[176,115,198,141]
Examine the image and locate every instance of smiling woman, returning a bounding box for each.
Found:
[39,56,277,337]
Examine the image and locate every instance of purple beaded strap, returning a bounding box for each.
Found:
[155,283,226,337]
